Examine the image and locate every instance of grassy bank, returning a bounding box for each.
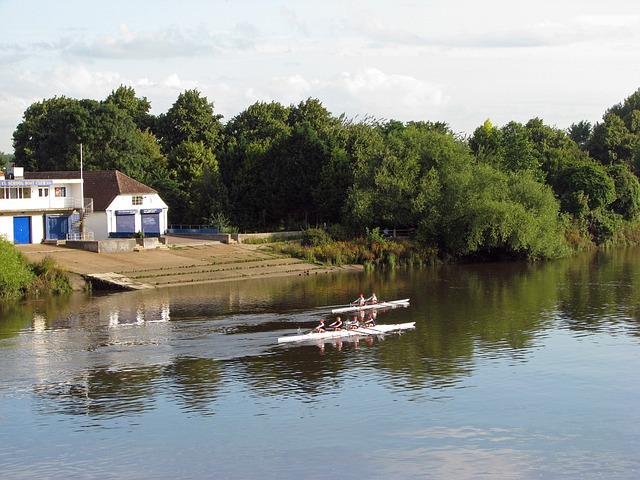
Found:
[0,238,73,299]
[268,228,439,270]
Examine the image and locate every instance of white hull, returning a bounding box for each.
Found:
[277,322,416,344]
[331,298,410,314]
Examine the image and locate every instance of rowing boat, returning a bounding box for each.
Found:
[277,322,416,344]
[331,298,410,314]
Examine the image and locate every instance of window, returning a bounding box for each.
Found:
[39,188,49,197]
[132,196,143,206]
[55,187,66,197]
[1,188,32,199]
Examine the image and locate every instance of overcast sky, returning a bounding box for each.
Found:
[1,0,639,154]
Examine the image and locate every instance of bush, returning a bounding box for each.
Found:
[0,237,34,299]
[28,256,73,295]
[0,239,72,299]
[301,228,332,247]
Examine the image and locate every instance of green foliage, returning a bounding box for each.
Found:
[157,89,223,153]
[104,85,153,130]
[0,240,71,298]
[272,235,437,268]
[555,161,616,213]
[1,151,14,170]
[301,228,332,247]
[417,162,567,260]
[568,120,592,148]
[28,256,73,296]
[607,163,640,220]
[12,95,167,180]
[0,238,34,298]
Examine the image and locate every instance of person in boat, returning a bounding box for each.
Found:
[364,313,376,327]
[329,316,343,331]
[353,293,366,306]
[365,293,378,304]
[347,316,360,330]
[314,319,326,333]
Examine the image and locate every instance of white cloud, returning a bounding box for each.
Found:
[331,68,448,118]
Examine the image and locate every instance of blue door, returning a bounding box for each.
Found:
[13,216,31,244]
[46,215,69,240]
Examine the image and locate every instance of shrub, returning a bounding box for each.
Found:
[302,228,332,247]
[28,256,73,296]
[0,237,34,299]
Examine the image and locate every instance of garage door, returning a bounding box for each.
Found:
[115,211,136,234]
[141,213,160,236]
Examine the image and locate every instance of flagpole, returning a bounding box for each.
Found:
[80,143,84,238]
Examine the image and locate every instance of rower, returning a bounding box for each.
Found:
[329,316,343,331]
[364,313,376,327]
[365,293,378,304]
[347,316,360,330]
[353,293,366,306]
[315,319,326,333]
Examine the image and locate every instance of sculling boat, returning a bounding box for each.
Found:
[331,298,410,314]
[277,322,416,344]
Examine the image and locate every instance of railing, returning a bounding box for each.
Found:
[67,229,94,241]
[167,225,219,234]
[83,198,93,215]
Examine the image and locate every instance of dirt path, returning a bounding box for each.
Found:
[17,236,359,290]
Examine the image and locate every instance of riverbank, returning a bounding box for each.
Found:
[16,236,360,291]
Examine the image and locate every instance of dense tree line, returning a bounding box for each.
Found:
[9,86,640,260]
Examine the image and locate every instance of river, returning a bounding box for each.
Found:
[1,248,639,479]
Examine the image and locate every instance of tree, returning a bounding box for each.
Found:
[607,163,640,221]
[104,85,153,130]
[554,161,616,215]
[219,101,292,229]
[157,89,223,153]
[469,119,503,166]
[0,151,14,170]
[12,97,164,177]
[501,121,542,176]
[568,120,591,149]
[13,97,90,171]
[166,141,223,224]
[416,161,566,260]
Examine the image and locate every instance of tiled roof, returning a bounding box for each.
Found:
[25,170,157,211]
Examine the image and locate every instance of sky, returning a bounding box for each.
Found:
[1,0,639,154]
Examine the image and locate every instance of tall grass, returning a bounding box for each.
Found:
[0,238,72,299]
[0,237,34,298]
[269,228,439,269]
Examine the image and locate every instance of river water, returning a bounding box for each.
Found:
[1,248,639,479]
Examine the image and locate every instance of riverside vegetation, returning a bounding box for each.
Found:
[5,87,640,295]
[0,238,73,300]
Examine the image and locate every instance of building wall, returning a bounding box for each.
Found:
[0,216,13,242]
[31,214,45,243]
[0,214,45,243]
[85,211,108,240]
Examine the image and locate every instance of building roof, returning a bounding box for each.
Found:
[25,170,158,211]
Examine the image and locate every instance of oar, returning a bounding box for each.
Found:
[316,301,358,310]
